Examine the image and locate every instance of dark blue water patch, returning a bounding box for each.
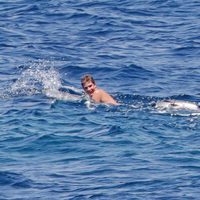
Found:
[106,125,124,136]
[116,64,156,80]
[168,94,200,103]
[173,46,200,57]
[115,93,156,108]
[71,1,113,8]
[150,0,183,9]
[0,3,41,21]
[0,43,16,48]
[13,4,40,15]
[0,171,33,188]
[61,65,117,82]
[66,12,93,21]
[97,53,126,61]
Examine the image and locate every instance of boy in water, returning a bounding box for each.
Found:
[81,74,118,105]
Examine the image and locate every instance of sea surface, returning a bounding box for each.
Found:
[0,0,200,199]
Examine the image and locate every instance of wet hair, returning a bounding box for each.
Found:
[81,74,96,87]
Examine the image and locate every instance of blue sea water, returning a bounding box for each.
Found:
[0,0,200,199]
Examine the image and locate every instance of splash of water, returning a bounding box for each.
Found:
[10,60,61,95]
[3,60,82,101]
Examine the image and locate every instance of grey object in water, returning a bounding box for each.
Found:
[155,100,200,112]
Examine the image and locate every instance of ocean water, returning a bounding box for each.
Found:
[0,0,200,199]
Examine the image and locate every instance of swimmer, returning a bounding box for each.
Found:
[81,74,118,105]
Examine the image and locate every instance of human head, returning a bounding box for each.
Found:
[81,74,95,87]
[81,74,96,96]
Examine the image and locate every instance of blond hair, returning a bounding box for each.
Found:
[81,74,95,87]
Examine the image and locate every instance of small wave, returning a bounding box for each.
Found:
[117,64,155,80]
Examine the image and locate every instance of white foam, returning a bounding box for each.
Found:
[155,100,200,111]
[9,60,82,102]
[154,100,200,117]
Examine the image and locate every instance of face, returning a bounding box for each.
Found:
[83,81,96,96]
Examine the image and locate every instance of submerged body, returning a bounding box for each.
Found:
[155,100,200,112]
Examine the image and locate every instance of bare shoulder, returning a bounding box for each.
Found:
[98,88,108,95]
[96,88,111,97]
[98,88,118,105]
